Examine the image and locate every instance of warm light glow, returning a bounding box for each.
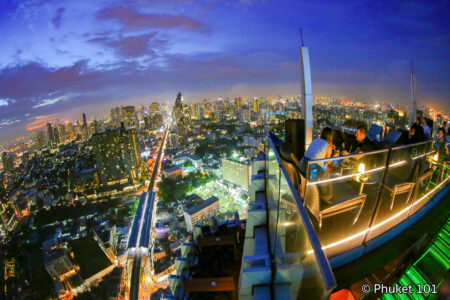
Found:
[433,154,438,162]
[307,160,406,186]
[358,163,365,173]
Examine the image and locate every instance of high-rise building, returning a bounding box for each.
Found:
[1,152,15,172]
[35,131,46,149]
[222,158,251,189]
[90,125,141,187]
[110,107,121,126]
[81,113,88,139]
[66,123,75,141]
[46,123,55,146]
[172,92,189,143]
[150,102,160,113]
[253,97,260,113]
[53,127,60,144]
[235,97,242,109]
[57,124,67,144]
[175,92,183,108]
[120,106,137,128]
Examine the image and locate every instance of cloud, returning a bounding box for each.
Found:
[51,7,65,29]
[0,118,20,127]
[0,98,14,107]
[96,7,209,33]
[88,33,168,58]
[26,114,59,131]
[33,96,65,108]
[0,60,95,100]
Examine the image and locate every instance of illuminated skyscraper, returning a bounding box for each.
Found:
[172,92,189,143]
[57,124,67,144]
[253,97,260,113]
[90,125,141,187]
[150,102,160,113]
[120,106,137,128]
[66,123,75,141]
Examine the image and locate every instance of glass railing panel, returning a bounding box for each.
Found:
[273,167,335,299]
[266,128,336,298]
[304,149,388,257]
[365,141,436,240]
[266,134,282,254]
[265,112,291,136]
[407,141,438,216]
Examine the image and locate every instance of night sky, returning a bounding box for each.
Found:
[0,0,449,140]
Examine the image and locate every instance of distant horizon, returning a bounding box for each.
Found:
[1,92,447,147]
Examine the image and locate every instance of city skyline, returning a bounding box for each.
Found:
[1,0,449,140]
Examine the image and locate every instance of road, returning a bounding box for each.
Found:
[129,128,168,300]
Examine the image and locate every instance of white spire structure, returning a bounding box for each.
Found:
[409,61,417,126]
[299,30,313,148]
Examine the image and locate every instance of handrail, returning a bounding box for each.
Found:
[307,148,389,164]
[391,139,433,150]
[265,125,337,291]
[305,141,434,165]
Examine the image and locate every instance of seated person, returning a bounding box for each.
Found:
[433,128,449,163]
[299,127,337,203]
[299,127,337,176]
[341,125,375,158]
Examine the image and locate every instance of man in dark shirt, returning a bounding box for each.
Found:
[341,125,375,156]
[410,117,425,143]
[354,125,375,152]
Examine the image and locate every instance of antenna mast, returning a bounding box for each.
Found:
[409,61,417,126]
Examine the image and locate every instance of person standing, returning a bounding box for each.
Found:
[421,117,432,138]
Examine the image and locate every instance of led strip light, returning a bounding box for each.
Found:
[306,177,449,254]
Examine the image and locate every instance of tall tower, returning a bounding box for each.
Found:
[299,32,313,148]
[175,92,183,108]
[46,123,55,145]
[409,62,417,126]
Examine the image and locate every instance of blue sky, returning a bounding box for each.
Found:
[0,0,449,140]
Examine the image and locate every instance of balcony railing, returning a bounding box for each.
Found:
[266,125,449,267]
[265,126,336,299]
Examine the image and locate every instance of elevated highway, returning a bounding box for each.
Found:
[127,127,168,300]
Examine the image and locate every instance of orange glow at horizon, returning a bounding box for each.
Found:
[26,115,68,131]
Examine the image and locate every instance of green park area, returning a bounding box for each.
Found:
[157,171,213,204]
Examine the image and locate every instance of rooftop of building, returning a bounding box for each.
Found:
[163,166,182,174]
[42,248,67,265]
[68,236,111,279]
[185,196,219,216]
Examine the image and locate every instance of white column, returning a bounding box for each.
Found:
[300,47,313,149]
